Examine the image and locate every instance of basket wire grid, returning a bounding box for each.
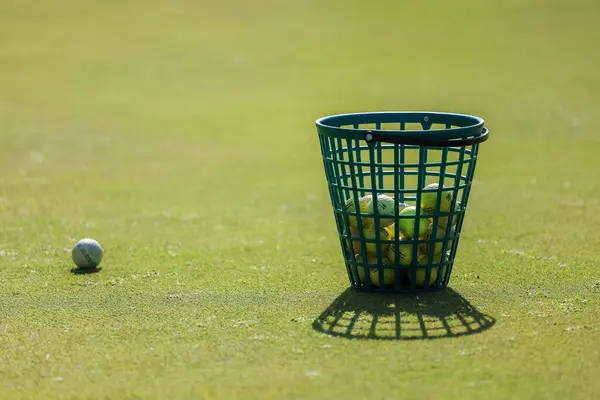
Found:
[316,112,489,293]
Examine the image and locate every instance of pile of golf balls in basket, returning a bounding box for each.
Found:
[343,183,460,288]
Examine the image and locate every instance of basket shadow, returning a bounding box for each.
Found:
[312,287,495,341]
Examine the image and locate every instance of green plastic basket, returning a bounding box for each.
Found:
[316,111,489,293]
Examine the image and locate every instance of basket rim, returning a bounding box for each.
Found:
[315,111,486,145]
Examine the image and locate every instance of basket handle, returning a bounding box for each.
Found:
[364,127,489,147]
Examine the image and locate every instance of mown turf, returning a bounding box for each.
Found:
[1,0,600,399]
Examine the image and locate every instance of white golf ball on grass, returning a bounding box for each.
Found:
[72,238,104,269]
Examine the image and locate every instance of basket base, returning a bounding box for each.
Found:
[351,282,449,294]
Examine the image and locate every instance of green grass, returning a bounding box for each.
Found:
[1,0,600,398]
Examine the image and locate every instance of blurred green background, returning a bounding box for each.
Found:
[1,0,599,399]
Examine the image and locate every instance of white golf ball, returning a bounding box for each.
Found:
[72,238,103,268]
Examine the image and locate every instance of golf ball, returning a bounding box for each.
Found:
[72,238,103,268]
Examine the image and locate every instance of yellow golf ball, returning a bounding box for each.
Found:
[354,253,393,286]
[367,256,395,287]
[398,206,430,239]
[414,253,448,288]
[363,223,392,255]
[387,239,415,266]
[435,201,462,229]
[420,224,452,255]
[344,195,371,231]
[420,183,453,215]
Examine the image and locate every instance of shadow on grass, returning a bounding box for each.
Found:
[312,287,495,341]
[70,267,102,275]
